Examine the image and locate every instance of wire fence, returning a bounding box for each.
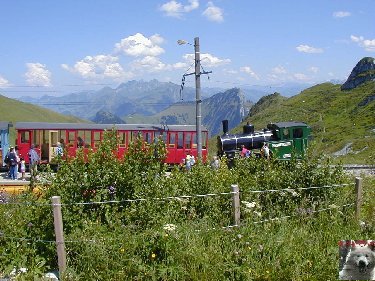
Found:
[0,177,364,275]
[0,182,353,207]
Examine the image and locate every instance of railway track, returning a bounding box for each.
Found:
[342,165,375,177]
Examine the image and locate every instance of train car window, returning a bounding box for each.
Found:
[283,128,290,139]
[93,131,101,148]
[20,131,30,143]
[84,130,91,147]
[185,133,192,149]
[32,130,41,147]
[144,132,153,144]
[293,128,303,138]
[77,131,86,148]
[130,131,141,144]
[202,132,207,149]
[177,132,183,148]
[169,133,176,148]
[59,130,66,148]
[68,131,75,147]
[156,132,167,144]
[118,132,126,147]
[192,132,197,148]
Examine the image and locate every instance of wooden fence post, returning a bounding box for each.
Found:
[231,184,240,226]
[52,196,66,277]
[355,177,362,220]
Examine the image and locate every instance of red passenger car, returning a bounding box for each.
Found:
[15,122,208,166]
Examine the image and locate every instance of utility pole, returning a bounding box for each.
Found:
[194,37,203,160]
[178,37,212,161]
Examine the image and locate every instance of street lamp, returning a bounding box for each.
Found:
[178,37,211,161]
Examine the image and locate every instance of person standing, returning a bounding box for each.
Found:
[210,156,220,170]
[56,142,63,157]
[8,147,18,180]
[262,143,270,160]
[28,144,40,180]
[19,157,26,181]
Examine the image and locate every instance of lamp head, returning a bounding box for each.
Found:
[177,39,188,45]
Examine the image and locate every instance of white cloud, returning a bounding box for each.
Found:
[350,35,375,52]
[114,33,165,57]
[25,63,52,86]
[0,75,11,87]
[172,62,189,69]
[223,69,238,74]
[293,73,309,81]
[62,54,131,80]
[296,44,323,54]
[333,11,351,18]
[159,0,199,18]
[131,56,169,72]
[182,53,230,67]
[309,66,319,73]
[184,0,199,12]
[202,1,223,22]
[240,66,259,80]
[272,66,287,74]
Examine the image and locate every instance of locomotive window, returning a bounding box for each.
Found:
[293,128,303,138]
[20,131,30,143]
[283,128,290,139]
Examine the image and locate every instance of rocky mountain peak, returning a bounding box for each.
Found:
[341,57,375,90]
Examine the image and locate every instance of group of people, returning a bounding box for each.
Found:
[240,143,270,160]
[4,145,40,181]
[180,153,196,171]
[179,153,221,171]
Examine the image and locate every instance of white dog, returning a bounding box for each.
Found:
[339,240,375,280]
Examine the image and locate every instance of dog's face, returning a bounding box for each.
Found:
[346,245,375,274]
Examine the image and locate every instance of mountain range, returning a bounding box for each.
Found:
[1,57,373,163]
[16,78,313,137]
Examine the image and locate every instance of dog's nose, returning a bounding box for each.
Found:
[358,260,367,268]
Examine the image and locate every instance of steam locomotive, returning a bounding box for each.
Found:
[217,120,311,160]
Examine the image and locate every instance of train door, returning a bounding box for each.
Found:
[167,132,177,164]
[49,130,59,162]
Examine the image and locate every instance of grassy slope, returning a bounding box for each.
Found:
[0,94,88,142]
[228,82,375,164]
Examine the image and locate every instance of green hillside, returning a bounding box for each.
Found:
[234,82,375,164]
[0,94,88,142]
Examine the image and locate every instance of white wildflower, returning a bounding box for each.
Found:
[243,201,256,209]
[254,211,262,217]
[163,224,176,231]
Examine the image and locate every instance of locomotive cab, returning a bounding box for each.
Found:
[267,122,311,160]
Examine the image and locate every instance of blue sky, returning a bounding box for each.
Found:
[0,0,374,97]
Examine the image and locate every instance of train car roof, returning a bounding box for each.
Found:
[15,122,208,132]
[271,122,309,128]
[0,122,12,130]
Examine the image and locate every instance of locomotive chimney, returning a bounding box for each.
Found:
[243,122,254,134]
[222,120,229,135]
